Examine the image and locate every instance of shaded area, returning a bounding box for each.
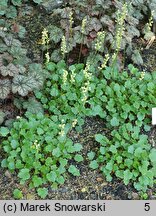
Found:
[1,117,156,200]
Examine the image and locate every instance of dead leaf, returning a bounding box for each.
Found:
[12,23,19,33]
[96,177,103,182]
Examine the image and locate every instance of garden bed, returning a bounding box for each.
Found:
[1,117,156,200]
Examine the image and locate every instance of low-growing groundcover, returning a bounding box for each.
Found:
[0,61,156,199]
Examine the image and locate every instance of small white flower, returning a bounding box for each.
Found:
[62,69,68,84]
[72,119,78,128]
[45,52,50,63]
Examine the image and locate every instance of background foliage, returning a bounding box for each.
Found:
[1,61,156,196]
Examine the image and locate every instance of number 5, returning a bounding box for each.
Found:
[144,203,150,211]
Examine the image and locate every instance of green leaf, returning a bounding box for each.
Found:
[113,83,120,92]
[11,140,18,149]
[51,49,62,62]
[57,60,66,69]
[75,73,84,83]
[0,79,11,99]
[87,16,102,31]
[8,161,15,170]
[57,176,65,184]
[91,105,106,118]
[106,162,113,171]
[115,170,124,178]
[110,117,119,127]
[144,125,151,132]
[74,154,84,162]
[134,182,144,191]
[51,182,58,190]
[106,174,112,182]
[59,158,68,167]
[18,25,26,38]
[18,168,30,181]
[73,143,82,152]
[0,0,7,15]
[105,86,113,96]
[89,160,99,169]
[46,62,56,71]
[28,71,44,89]
[133,101,140,109]
[13,189,23,199]
[45,157,53,166]
[6,6,17,19]
[73,31,83,43]
[103,68,111,79]
[32,176,43,187]
[126,123,133,131]
[37,188,48,199]
[100,146,105,155]
[11,0,22,6]
[116,156,122,164]
[139,162,149,176]
[68,165,80,176]
[137,112,145,121]
[12,75,32,96]
[124,169,133,185]
[46,171,57,182]
[124,80,131,88]
[95,134,104,143]
[149,149,156,163]
[58,166,66,175]
[128,145,134,154]
[138,176,150,187]
[124,159,133,168]
[69,65,76,72]
[23,97,44,114]
[37,127,44,135]
[1,63,19,77]
[35,91,42,99]
[109,145,117,153]
[147,83,154,92]
[87,151,95,160]
[0,127,9,136]
[48,25,63,43]
[33,0,43,4]
[1,159,7,168]
[134,147,143,157]
[0,110,5,125]
[52,147,61,157]
[50,87,59,97]
[131,50,143,65]
[16,160,23,169]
